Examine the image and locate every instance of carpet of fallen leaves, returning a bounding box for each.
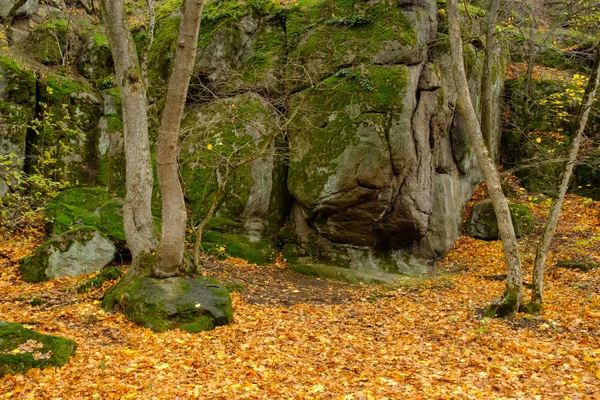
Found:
[1,193,600,399]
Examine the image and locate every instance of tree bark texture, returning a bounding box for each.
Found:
[447,0,524,318]
[154,0,205,278]
[481,0,501,161]
[99,0,158,260]
[529,44,600,311]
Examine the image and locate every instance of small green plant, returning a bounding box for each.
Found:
[327,15,372,27]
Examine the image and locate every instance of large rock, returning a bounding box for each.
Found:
[76,32,114,80]
[103,275,233,333]
[285,0,437,92]
[27,19,68,65]
[29,74,104,184]
[20,226,116,282]
[0,319,77,377]
[44,187,126,248]
[149,0,286,98]
[467,199,535,240]
[179,92,288,264]
[0,56,36,196]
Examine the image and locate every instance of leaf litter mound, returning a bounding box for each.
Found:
[1,194,600,399]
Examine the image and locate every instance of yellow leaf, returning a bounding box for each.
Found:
[12,349,20,353]
[207,144,213,150]
[535,138,542,143]
[596,369,600,380]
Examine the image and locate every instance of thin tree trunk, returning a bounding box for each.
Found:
[481,0,501,160]
[447,0,524,318]
[99,0,158,261]
[141,0,155,90]
[154,0,205,278]
[528,44,600,312]
[522,5,536,137]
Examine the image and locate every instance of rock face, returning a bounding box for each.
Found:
[467,199,534,240]
[0,319,77,377]
[103,275,233,333]
[20,226,116,282]
[0,56,36,196]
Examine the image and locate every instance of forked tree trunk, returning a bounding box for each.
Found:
[528,44,600,313]
[481,0,501,160]
[447,0,524,318]
[99,0,158,261]
[154,0,205,278]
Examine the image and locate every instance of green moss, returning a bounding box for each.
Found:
[0,56,36,107]
[484,292,519,318]
[104,276,232,333]
[28,19,69,65]
[77,267,123,293]
[147,0,182,88]
[202,231,278,265]
[0,320,77,376]
[287,65,408,202]
[286,0,417,91]
[44,188,126,245]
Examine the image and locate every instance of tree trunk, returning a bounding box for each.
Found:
[99,0,158,261]
[154,0,205,278]
[447,0,524,318]
[528,44,600,313]
[481,0,501,161]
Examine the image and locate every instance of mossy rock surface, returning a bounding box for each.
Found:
[19,226,116,282]
[149,0,285,97]
[0,319,77,377]
[285,0,434,92]
[0,56,36,107]
[30,74,103,185]
[180,93,288,251]
[103,276,233,333]
[466,199,534,240]
[77,32,114,80]
[202,230,279,265]
[44,187,126,247]
[27,19,68,65]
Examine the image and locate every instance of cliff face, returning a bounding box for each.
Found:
[0,0,507,273]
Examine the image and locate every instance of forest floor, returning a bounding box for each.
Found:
[1,193,600,399]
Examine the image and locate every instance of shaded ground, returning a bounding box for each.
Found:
[1,193,600,399]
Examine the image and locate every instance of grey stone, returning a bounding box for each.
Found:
[467,199,535,240]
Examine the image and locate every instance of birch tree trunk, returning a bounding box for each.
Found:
[528,44,600,313]
[99,0,158,261]
[481,0,501,161]
[154,0,205,278]
[447,0,524,318]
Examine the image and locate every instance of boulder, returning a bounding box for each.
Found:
[179,92,288,263]
[285,0,437,92]
[76,32,114,80]
[26,19,68,65]
[103,275,233,333]
[30,74,104,184]
[0,319,77,377]
[0,0,25,24]
[20,226,116,282]
[149,0,286,98]
[0,56,36,196]
[44,187,126,248]
[467,199,535,240]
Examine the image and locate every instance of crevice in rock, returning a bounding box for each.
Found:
[23,74,42,175]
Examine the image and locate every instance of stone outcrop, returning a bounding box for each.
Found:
[466,199,535,240]
[0,319,77,377]
[19,226,116,282]
[4,0,509,274]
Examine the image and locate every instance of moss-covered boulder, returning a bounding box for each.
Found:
[27,19,68,65]
[44,187,126,247]
[29,74,103,184]
[97,113,125,192]
[76,32,114,80]
[149,0,286,98]
[180,93,288,263]
[467,199,535,240]
[103,276,232,333]
[0,1,25,24]
[285,0,437,92]
[20,226,116,282]
[0,319,77,377]
[0,57,36,196]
